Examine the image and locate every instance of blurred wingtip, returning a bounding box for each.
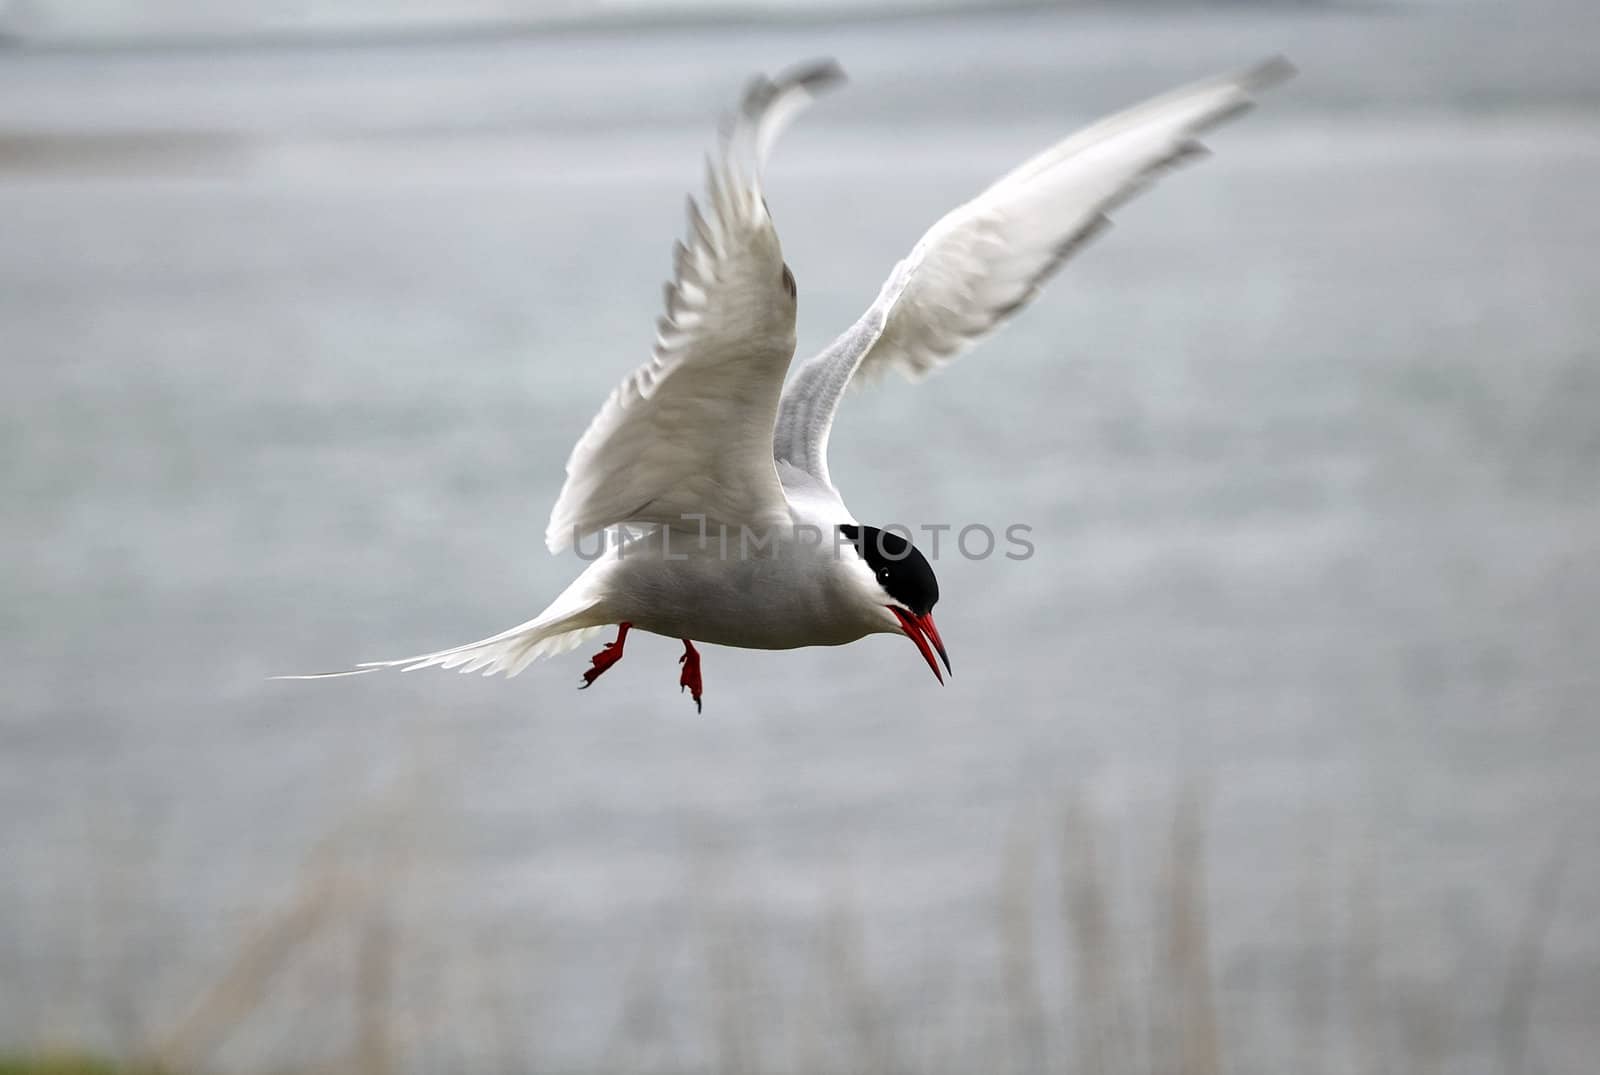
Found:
[784,57,848,94]
[1244,55,1297,92]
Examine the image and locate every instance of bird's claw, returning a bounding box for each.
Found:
[678,642,703,713]
[579,625,631,690]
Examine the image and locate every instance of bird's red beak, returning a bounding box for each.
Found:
[890,607,951,684]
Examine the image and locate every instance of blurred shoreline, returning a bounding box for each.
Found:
[2,791,1576,1075]
[0,1,1364,54]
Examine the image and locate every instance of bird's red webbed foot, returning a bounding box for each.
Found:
[580,623,631,689]
[678,640,703,713]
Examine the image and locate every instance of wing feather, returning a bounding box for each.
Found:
[546,60,845,552]
[773,58,1293,492]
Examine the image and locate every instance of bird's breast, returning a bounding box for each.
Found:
[597,531,868,650]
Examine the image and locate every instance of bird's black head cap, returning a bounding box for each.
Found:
[838,524,939,617]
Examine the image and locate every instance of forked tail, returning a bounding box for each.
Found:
[274,586,606,681]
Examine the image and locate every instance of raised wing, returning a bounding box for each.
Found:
[773,58,1293,492]
[546,60,845,552]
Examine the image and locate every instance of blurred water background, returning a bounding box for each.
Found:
[2,1,1598,1072]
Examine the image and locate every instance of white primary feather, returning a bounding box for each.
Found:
[772,57,1294,493]
[545,60,846,553]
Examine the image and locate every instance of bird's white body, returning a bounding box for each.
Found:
[572,516,891,651]
[281,57,1292,698]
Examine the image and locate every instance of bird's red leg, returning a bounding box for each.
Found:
[580,623,631,689]
[678,640,703,713]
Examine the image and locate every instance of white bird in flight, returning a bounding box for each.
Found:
[283,57,1293,710]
